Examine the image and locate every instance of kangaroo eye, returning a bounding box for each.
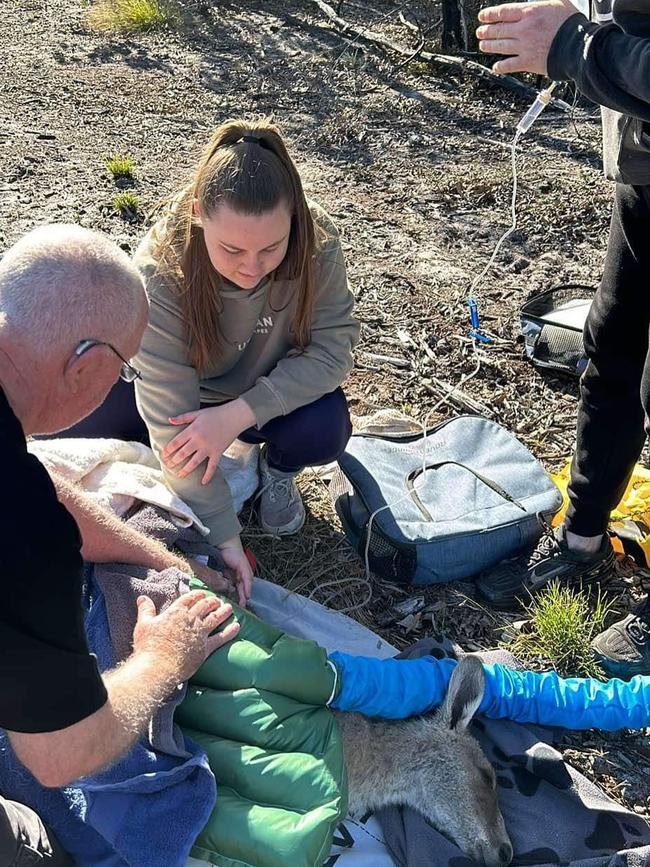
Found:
[481,768,496,789]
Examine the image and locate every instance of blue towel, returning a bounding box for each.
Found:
[0,569,216,867]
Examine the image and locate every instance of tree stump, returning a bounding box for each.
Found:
[441,0,484,53]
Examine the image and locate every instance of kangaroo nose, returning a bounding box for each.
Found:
[498,843,513,865]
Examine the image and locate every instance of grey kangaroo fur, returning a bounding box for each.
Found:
[335,655,513,867]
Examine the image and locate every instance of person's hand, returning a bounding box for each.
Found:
[217,535,254,604]
[476,0,579,76]
[163,398,256,485]
[190,559,249,607]
[132,590,240,682]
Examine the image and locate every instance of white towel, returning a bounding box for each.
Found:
[28,437,259,532]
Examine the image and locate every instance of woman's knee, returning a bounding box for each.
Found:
[272,389,351,466]
[305,389,351,459]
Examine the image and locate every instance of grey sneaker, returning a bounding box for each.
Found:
[258,450,306,536]
[591,604,650,679]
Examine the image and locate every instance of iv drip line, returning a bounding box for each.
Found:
[358,82,562,595]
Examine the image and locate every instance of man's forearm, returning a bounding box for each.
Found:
[8,649,182,787]
[51,472,239,600]
[51,472,189,572]
[548,16,650,121]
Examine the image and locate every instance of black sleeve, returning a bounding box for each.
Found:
[0,447,108,733]
[548,13,650,122]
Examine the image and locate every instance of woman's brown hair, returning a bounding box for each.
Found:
[155,118,321,372]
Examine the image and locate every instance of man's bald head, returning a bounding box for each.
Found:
[0,224,148,435]
[0,224,147,357]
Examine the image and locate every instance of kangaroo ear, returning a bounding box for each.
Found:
[440,655,485,732]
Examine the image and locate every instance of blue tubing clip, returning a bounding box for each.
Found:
[468,298,494,344]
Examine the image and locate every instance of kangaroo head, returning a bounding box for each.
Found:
[413,655,513,867]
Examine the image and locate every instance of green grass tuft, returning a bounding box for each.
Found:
[88,0,175,33]
[506,581,615,679]
[105,154,135,180]
[112,190,141,216]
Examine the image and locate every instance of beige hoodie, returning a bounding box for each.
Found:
[133,205,359,545]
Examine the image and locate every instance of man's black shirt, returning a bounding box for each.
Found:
[0,388,107,733]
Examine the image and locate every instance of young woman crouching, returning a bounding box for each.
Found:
[133,119,359,590]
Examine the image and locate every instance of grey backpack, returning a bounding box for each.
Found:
[331,415,562,585]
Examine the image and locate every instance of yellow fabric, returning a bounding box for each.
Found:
[551,461,650,558]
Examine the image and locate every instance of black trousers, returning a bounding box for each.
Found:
[565,183,650,537]
[48,377,149,443]
[0,797,71,866]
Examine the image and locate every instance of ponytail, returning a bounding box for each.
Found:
[155,118,321,373]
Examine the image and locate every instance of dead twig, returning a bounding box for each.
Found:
[306,0,572,109]
[393,31,426,70]
[422,375,494,417]
[363,351,412,369]
[398,10,419,35]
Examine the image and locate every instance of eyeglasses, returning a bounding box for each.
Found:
[74,339,142,383]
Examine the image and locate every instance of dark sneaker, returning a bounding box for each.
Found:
[476,523,616,609]
[591,605,650,679]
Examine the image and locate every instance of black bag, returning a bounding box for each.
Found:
[520,284,594,377]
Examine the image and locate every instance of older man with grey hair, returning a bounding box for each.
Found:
[0,224,241,866]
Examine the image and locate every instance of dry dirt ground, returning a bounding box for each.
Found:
[3,0,650,823]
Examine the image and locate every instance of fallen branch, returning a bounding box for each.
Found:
[363,351,412,369]
[422,376,494,418]
[307,0,571,110]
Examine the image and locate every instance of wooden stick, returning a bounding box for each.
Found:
[363,352,412,369]
[422,376,494,417]
[308,0,571,110]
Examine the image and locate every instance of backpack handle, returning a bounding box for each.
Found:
[406,461,527,522]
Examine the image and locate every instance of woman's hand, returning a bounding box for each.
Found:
[189,559,240,603]
[163,398,256,485]
[217,535,254,605]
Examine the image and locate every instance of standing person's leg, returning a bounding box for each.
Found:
[564,184,650,542]
[478,184,650,608]
[240,388,352,535]
[0,796,73,866]
[39,378,149,443]
[591,186,650,677]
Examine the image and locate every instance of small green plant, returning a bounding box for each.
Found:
[407,61,431,77]
[506,581,616,679]
[88,0,175,33]
[112,191,141,217]
[105,154,135,180]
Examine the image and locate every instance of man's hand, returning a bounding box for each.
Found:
[8,590,242,788]
[133,590,240,683]
[477,1,578,75]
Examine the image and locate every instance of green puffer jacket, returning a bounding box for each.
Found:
[175,579,347,867]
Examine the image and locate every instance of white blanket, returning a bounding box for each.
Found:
[28,437,259,531]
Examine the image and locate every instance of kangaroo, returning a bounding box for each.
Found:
[335,655,513,867]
